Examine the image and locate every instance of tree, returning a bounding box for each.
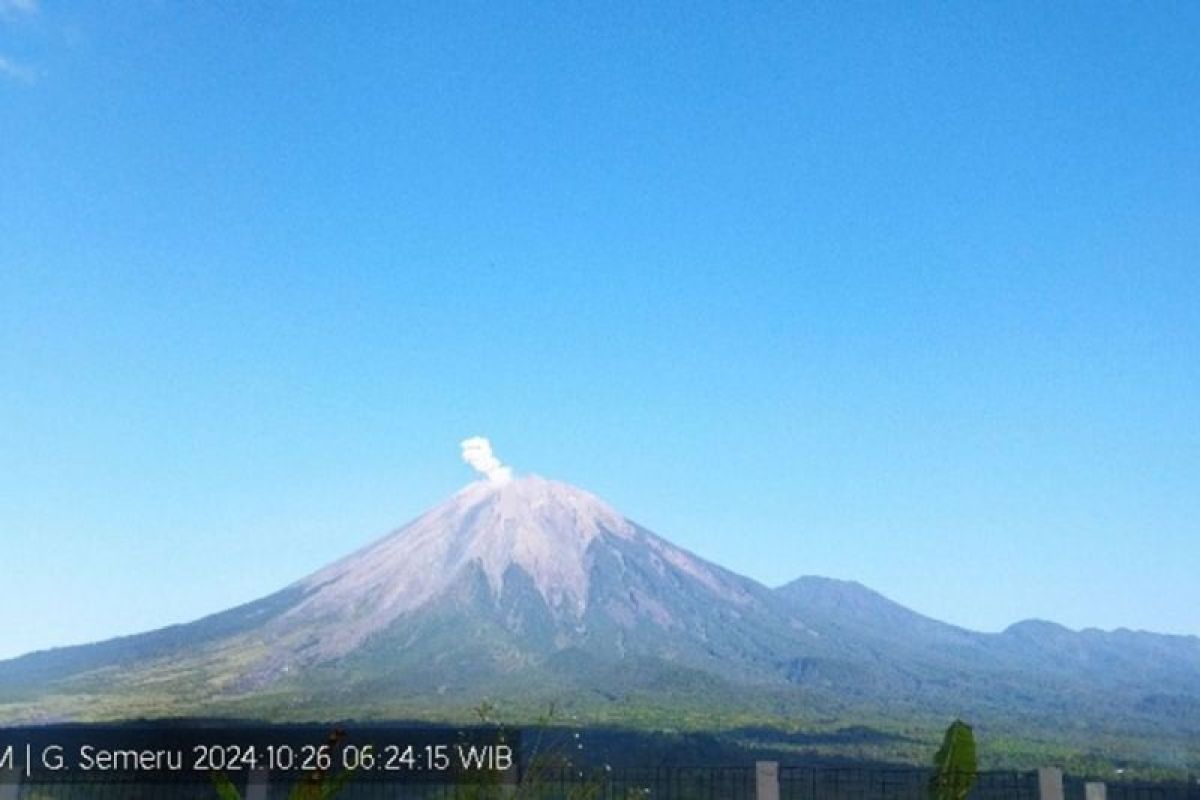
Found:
[929,719,977,800]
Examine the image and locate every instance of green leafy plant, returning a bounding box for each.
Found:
[210,771,243,800]
[929,719,977,800]
[210,729,353,800]
[465,699,609,800]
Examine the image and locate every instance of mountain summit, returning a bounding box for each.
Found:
[268,475,759,662]
[295,476,640,639]
[1,470,1198,755]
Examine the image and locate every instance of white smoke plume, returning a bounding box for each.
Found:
[460,436,513,484]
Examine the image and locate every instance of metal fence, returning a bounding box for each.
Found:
[3,767,1197,800]
[1097,781,1200,800]
[778,767,1039,800]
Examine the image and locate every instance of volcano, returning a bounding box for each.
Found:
[1,473,1198,755]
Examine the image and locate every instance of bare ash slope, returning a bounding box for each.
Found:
[1,474,1198,758]
[0,476,812,720]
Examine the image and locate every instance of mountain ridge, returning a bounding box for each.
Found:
[2,474,1197,769]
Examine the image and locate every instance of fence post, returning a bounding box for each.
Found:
[1038,767,1064,800]
[245,767,270,800]
[1085,782,1107,800]
[756,760,779,800]
[499,754,518,798]
[0,768,19,800]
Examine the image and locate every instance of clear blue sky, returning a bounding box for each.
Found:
[2,2,1197,660]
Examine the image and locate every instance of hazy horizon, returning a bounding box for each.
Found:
[0,455,1195,661]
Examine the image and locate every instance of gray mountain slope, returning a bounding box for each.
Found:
[1,476,1197,748]
[0,587,306,698]
[773,576,1200,733]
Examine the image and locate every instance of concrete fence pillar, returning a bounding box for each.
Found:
[0,770,19,800]
[1085,782,1108,800]
[756,760,780,800]
[245,768,270,800]
[1038,767,1064,800]
[500,757,519,799]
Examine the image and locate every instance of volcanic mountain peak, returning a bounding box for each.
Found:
[274,475,637,654]
[2,466,1199,763]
